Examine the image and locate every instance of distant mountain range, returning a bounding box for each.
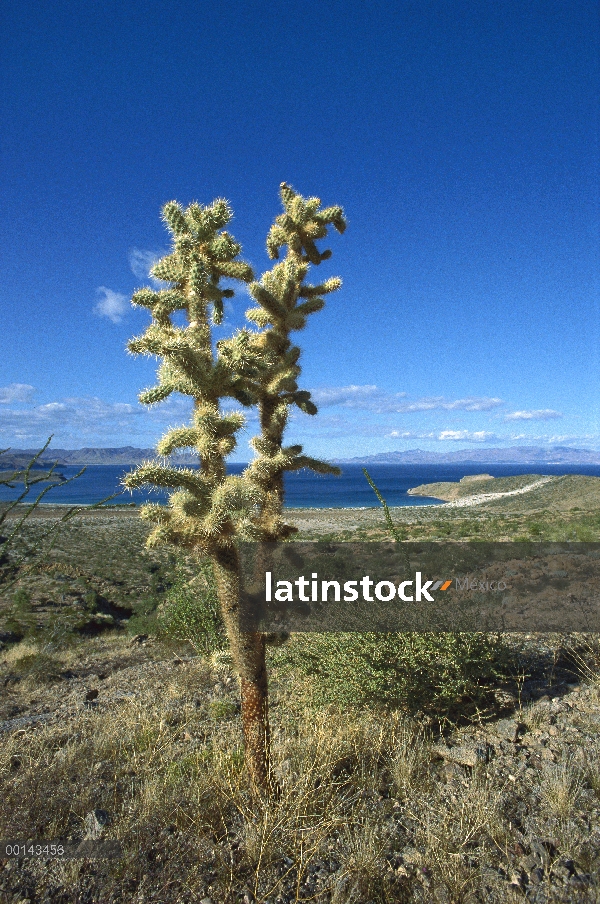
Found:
[2,444,600,467]
[0,446,200,468]
[336,446,600,465]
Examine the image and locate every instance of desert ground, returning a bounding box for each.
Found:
[2,477,600,903]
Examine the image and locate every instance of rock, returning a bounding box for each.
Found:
[443,762,466,783]
[520,854,539,872]
[494,689,518,709]
[480,865,505,886]
[529,838,552,867]
[551,859,575,882]
[529,866,544,885]
[571,872,593,889]
[508,869,525,889]
[492,719,526,743]
[432,744,489,767]
[0,712,52,734]
[84,808,110,840]
[402,847,424,866]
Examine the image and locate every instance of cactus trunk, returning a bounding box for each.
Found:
[239,652,271,795]
[212,545,274,797]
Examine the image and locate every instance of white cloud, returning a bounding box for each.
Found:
[504,409,563,422]
[511,432,598,446]
[402,397,503,413]
[129,249,160,280]
[129,248,170,289]
[0,383,35,404]
[437,430,497,442]
[310,385,503,413]
[318,424,503,445]
[311,385,383,407]
[0,394,197,448]
[94,287,129,324]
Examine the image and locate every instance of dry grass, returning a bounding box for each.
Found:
[1,637,39,665]
[0,653,447,901]
[3,501,600,900]
[389,720,431,798]
[2,631,600,902]
[539,757,585,822]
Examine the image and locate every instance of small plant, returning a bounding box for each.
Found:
[272,631,511,721]
[83,590,100,612]
[540,757,584,821]
[208,699,238,720]
[362,468,405,542]
[9,650,63,684]
[158,559,225,654]
[0,437,116,593]
[3,588,36,640]
[12,587,31,610]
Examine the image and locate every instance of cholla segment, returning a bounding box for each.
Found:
[233,182,346,542]
[122,197,255,555]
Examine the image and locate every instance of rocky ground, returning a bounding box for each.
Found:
[1,503,600,902]
[1,629,600,903]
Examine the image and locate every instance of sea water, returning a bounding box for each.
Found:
[3,462,600,509]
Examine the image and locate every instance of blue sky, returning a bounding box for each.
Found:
[2,0,598,460]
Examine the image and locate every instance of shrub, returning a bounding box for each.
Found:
[9,650,63,683]
[273,631,514,722]
[158,558,225,655]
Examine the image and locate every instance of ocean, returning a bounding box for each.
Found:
[3,462,600,509]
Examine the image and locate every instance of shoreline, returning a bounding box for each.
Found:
[1,501,445,512]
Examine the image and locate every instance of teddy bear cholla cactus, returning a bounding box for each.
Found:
[123,186,345,796]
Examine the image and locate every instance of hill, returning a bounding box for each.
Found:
[408,473,600,513]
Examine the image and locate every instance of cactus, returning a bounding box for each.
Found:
[124,187,345,796]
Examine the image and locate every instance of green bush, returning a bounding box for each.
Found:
[328,471,515,722]
[4,588,36,639]
[272,631,514,722]
[83,590,100,612]
[158,558,225,654]
[208,699,239,720]
[10,651,63,683]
